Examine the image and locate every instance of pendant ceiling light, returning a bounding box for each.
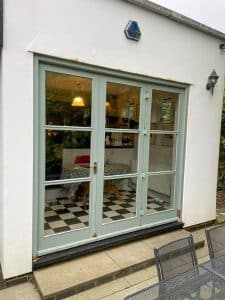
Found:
[71,96,85,107]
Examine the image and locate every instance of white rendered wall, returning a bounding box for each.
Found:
[0,51,3,267]
[0,0,34,278]
[0,0,225,278]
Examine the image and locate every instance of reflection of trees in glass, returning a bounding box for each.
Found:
[46,131,64,180]
[68,132,91,148]
[46,100,91,126]
[46,100,70,125]
[45,131,91,181]
[160,100,173,122]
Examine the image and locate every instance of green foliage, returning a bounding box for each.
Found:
[217,182,225,191]
[215,218,225,225]
[218,89,225,190]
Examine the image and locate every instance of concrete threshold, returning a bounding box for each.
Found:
[33,229,204,300]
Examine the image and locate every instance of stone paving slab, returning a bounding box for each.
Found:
[0,282,40,300]
[34,229,204,299]
[34,252,120,298]
[64,278,130,300]
[105,229,190,269]
[66,276,158,300]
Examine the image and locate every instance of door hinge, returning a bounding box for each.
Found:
[145,91,150,101]
[176,209,181,218]
[141,173,146,179]
[93,232,97,238]
[143,130,147,135]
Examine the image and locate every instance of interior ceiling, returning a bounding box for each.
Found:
[46,71,178,101]
[46,71,139,96]
[46,71,92,94]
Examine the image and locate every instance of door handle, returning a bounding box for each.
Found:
[91,161,97,174]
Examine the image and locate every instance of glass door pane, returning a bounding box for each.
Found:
[105,82,140,129]
[150,90,178,131]
[104,133,139,175]
[102,178,137,224]
[46,130,91,181]
[46,71,92,127]
[147,174,175,215]
[149,134,176,172]
[44,181,90,236]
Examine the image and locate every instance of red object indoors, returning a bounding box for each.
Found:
[74,155,90,164]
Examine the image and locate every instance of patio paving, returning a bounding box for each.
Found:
[0,227,208,300]
[0,282,40,300]
[33,228,204,299]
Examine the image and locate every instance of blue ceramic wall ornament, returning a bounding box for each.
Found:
[124,20,141,41]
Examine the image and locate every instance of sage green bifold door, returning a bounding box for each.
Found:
[95,79,145,236]
[38,65,99,254]
[140,88,184,226]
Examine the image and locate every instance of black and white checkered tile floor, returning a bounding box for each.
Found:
[44,189,170,236]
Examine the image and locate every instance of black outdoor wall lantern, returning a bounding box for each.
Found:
[206,69,219,95]
[219,43,225,51]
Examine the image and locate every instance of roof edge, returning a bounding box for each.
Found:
[125,0,225,41]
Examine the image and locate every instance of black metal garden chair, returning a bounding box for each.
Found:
[205,225,225,259]
[154,235,198,281]
[153,236,208,299]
